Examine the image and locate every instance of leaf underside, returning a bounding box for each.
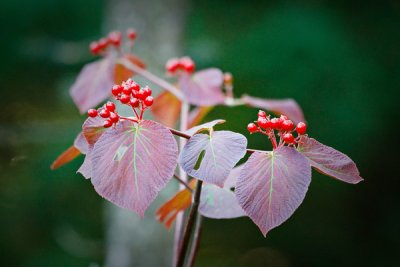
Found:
[179,131,247,187]
[297,136,363,184]
[236,147,311,236]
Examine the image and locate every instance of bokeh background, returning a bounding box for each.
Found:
[1,0,399,266]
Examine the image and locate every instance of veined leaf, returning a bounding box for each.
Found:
[236,147,311,236]
[242,95,305,124]
[297,136,363,184]
[179,131,247,187]
[151,91,182,128]
[179,68,225,106]
[70,57,115,113]
[82,116,107,145]
[90,120,178,216]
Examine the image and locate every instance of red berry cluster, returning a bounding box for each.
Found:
[247,110,307,148]
[165,56,195,74]
[89,28,137,55]
[87,79,153,128]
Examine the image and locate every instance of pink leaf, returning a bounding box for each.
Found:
[73,132,88,154]
[236,147,311,236]
[70,57,115,113]
[179,131,247,187]
[297,136,363,184]
[199,165,246,219]
[90,120,178,216]
[184,119,225,136]
[82,116,107,145]
[242,95,305,124]
[179,68,225,106]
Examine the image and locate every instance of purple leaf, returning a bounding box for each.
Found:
[199,165,246,219]
[77,151,93,179]
[179,68,225,106]
[236,147,311,236]
[70,57,115,113]
[179,131,247,187]
[73,132,88,154]
[297,136,363,184]
[82,116,107,145]
[242,95,305,124]
[89,120,178,216]
[184,119,225,136]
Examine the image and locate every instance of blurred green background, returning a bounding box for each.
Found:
[1,0,399,266]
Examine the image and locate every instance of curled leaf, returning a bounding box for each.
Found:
[90,120,178,216]
[236,147,311,236]
[242,95,305,124]
[70,57,115,113]
[297,136,363,184]
[179,68,225,106]
[151,91,182,128]
[184,119,225,136]
[156,179,197,229]
[179,131,247,187]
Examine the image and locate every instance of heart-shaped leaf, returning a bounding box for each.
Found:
[297,136,363,184]
[236,147,311,236]
[179,131,247,187]
[242,95,305,124]
[70,57,115,113]
[184,119,225,136]
[114,54,146,84]
[179,68,225,106]
[151,91,182,128]
[199,165,246,219]
[90,120,178,216]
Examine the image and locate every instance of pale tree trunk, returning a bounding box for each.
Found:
[102,0,188,266]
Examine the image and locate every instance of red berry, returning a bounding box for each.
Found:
[122,85,132,95]
[247,123,258,133]
[142,86,152,97]
[258,110,267,118]
[281,120,294,131]
[279,115,288,121]
[87,109,98,117]
[120,94,130,104]
[109,112,119,123]
[165,58,180,73]
[180,57,195,73]
[89,41,101,55]
[108,31,122,46]
[296,122,307,135]
[270,118,281,129]
[131,82,140,91]
[112,85,123,96]
[144,96,154,106]
[136,90,146,100]
[100,109,110,118]
[105,101,116,112]
[130,98,139,108]
[127,28,137,40]
[283,133,295,144]
[103,120,113,128]
[98,38,109,50]
[257,117,268,129]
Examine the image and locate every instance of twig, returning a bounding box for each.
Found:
[176,180,203,267]
[174,174,193,193]
[187,214,203,267]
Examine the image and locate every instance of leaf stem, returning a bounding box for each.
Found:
[173,174,193,193]
[176,180,203,267]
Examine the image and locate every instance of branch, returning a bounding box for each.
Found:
[176,180,203,267]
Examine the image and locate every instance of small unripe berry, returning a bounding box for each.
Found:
[120,94,130,104]
[258,110,267,118]
[112,85,123,96]
[103,120,113,128]
[270,118,281,129]
[296,122,307,135]
[127,28,137,40]
[105,102,116,112]
[281,120,294,131]
[130,98,139,108]
[87,109,98,117]
[180,57,195,73]
[257,117,269,129]
[283,133,295,144]
[165,58,180,73]
[144,96,154,106]
[109,112,119,123]
[142,86,152,97]
[247,123,258,133]
[89,42,101,55]
[100,109,110,118]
